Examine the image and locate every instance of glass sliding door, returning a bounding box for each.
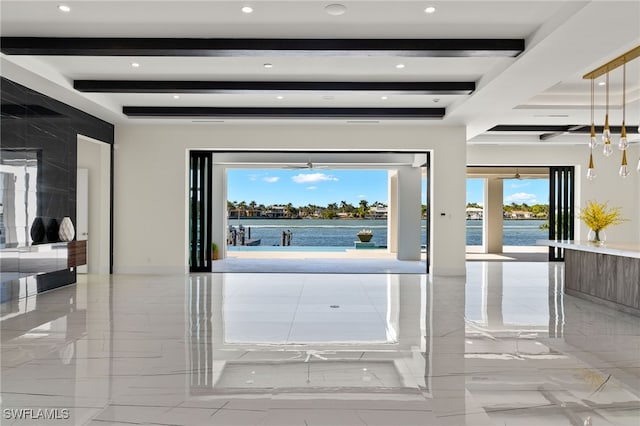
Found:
[548,166,575,261]
[189,151,213,272]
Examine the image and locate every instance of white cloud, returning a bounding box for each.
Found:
[306,186,318,190]
[510,182,530,189]
[291,173,338,184]
[248,174,259,181]
[262,176,280,183]
[358,194,367,198]
[504,192,537,204]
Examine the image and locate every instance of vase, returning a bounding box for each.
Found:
[30,217,45,244]
[58,216,75,242]
[46,218,59,242]
[587,228,606,245]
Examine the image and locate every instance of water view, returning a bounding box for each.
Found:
[228,218,548,248]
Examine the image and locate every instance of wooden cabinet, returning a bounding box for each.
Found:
[68,240,87,267]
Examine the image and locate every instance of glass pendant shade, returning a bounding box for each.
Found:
[618,122,628,150]
[588,125,597,149]
[619,165,629,177]
[602,114,611,143]
[599,80,612,156]
[619,149,629,177]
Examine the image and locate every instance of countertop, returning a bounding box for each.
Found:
[538,240,640,259]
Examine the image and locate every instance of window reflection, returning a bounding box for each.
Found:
[0,149,39,248]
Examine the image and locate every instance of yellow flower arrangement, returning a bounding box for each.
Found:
[578,200,627,232]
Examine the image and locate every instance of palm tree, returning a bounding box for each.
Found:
[285,202,295,217]
[358,199,369,218]
[237,200,247,217]
[227,200,237,217]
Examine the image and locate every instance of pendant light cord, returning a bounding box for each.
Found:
[591,78,594,125]
[605,72,609,117]
[622,62,626,123]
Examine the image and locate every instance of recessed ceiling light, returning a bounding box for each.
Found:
[58,4,71,12]
[241,6,253,14]
[131,62,140,68]
[173,95,180,99]
[598,81,606,86]
[325,4,347,16]
[424,6,436,14]
[396,64,405,69]
[276,95,284,100]
[433,98,440,103]
[381,96,388,100]
[263,63,273,69]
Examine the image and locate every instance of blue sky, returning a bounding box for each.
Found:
[228,169,549,206]
[228,169,389,206]
[467,178,550,205]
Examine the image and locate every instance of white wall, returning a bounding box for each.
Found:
[77,135,111,274]
[396,166,422,261]
[114,123,467,276]
[468,144,640,243]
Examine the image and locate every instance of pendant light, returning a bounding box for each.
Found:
[602,72,613,156]
[619,149,629,177]
[618,62,628,151]
[583,45,640,177]
[586,149,596,180]
[617,62,629,177]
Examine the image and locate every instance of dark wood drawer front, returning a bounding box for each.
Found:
[68,240,87,267]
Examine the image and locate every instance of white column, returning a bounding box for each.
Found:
[397,166,422,261]
[430,128,467,276]
[388,171,399,254]
[212,163,227,258]
[484,178,503,253]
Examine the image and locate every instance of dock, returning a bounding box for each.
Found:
[227,225,261,246]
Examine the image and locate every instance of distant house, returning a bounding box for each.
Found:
[367,203,388,219]
[465,207,483,220]
[509,210,533,219]
[266,205,287,218]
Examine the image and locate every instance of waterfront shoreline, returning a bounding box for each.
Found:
[228,218,548,247]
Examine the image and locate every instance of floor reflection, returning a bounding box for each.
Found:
[0,263,638,425]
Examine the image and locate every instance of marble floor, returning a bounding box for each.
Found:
[1,262,639,425]
[212,257,427,274]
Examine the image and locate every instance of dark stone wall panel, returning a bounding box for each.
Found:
[0,77,114,298]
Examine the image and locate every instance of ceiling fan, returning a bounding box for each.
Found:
[284,161,328,169]
[497,168,522,180]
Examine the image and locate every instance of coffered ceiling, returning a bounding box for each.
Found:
[1,1,639,144]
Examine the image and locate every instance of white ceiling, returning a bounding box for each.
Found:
[1,0,639,144]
